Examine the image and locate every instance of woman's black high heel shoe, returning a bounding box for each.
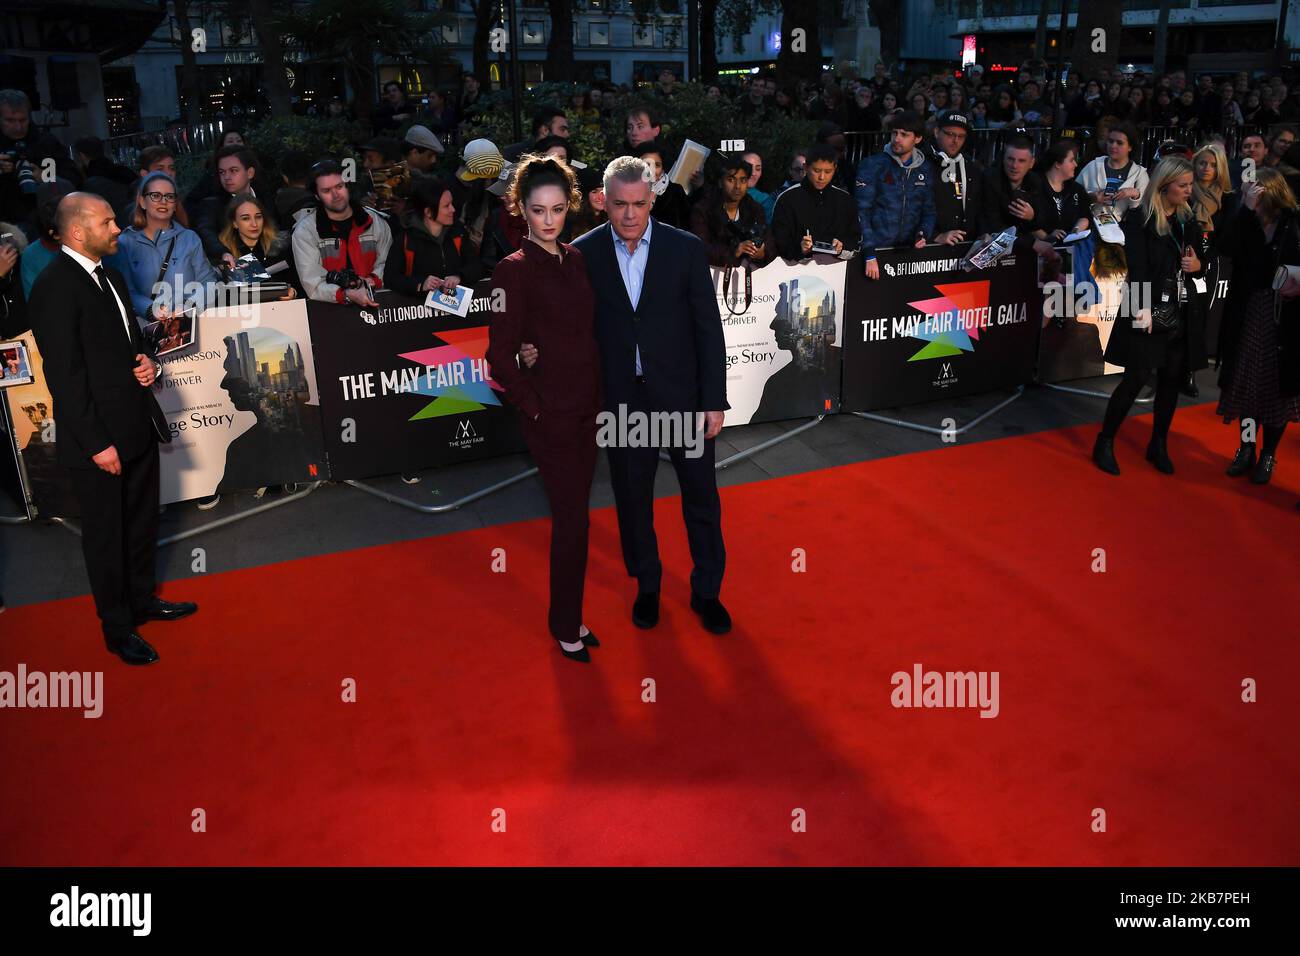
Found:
[554,636,591,663]
[579,626,599,648]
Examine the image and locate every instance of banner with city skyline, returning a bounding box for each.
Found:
[713,256,846,426]
[155,300,326,503]
[307,283,526,480]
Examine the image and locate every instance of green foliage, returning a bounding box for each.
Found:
[247,115,368,169]
[173,151,210,196]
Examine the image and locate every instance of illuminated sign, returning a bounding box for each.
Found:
[962,35,977,67]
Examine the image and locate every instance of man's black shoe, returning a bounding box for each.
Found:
[105,631,159,665]
[136,597,198,624]
[690,593,732,634]
[632,591,659,629]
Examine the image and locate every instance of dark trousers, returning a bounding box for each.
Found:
[1101,343,1190,442]
[605,380,726,599]
[521,411,597,641]
[68,442,160,640]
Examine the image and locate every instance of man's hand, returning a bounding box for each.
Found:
[831,238,844,254]
[221,252,237,270]
[1031,239,1060,262]
[864,258,881,280]
[1009,198,1035,221]
[935,230,966,246]
[420,275,444,292]
[737,240,761,259]
[133,353,159,387]
[519,342,538,368]
[0,243,17,278]
[0,153,14,176]
[703,410,725,440]
[800,232,814,255]
[345,286,379,308]
[92,445,122,476]
[912,236,927,249]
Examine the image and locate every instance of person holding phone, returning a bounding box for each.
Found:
[1078,121,1148,219]
[1093,157,1206,476]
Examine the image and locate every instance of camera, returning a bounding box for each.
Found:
[2,142,38,195]
[726,218,765,254]
[326,268,363,290]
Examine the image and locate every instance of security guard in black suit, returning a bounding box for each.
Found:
[29,192,198,664]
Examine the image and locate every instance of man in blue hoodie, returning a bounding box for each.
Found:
[855,112,935,280]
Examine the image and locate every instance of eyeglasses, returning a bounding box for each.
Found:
[144,192,178,203]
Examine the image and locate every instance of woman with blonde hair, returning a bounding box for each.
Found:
[1216,167,1300,484]
[218,191,295,298]
[1184,141,1238,397]
[1093,156,1207,475]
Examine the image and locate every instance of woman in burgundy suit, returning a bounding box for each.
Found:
[487,156,603,662]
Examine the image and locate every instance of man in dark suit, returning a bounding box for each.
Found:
[28,193,197,665]
[571,156,732,634]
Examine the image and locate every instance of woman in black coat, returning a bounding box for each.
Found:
[1215,167,1300,484]
[1094,156,1207,476]
[384,177,480,296]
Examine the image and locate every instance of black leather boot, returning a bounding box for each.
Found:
[1093,434,1120,475]
[1251,452,1277,485]
[1145,434,1174,474]
[1181,370,1199,398]
[1226,443,1256,477]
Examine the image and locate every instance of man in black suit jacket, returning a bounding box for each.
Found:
[28,193,197,665]
[570,156,732,634]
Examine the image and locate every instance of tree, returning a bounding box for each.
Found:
[247,0,293,117]
[276,0,443,120]
[1070,0,1124,81]
[1153,0,1174,75]
[869,0,903,72]
[1034,0,1053,60]
[171,0,208,126]
[464,0,496,85]
[545,0,575,83]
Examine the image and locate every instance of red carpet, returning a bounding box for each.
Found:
[2,402,1297,866]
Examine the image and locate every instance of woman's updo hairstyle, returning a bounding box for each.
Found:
[506,153,583,217]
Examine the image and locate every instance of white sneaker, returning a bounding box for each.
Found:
[196,494,221,511]
[400,473,422,484]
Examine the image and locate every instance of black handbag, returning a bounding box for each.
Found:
[1151,275,1181,333]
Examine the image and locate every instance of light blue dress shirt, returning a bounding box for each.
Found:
[612,217,652,375]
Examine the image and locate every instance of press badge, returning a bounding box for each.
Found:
[1192,277,1208,294]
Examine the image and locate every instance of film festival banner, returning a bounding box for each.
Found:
[1038,256,1233,385]
[841,243,1041,412]
[3,334,80,517]
[307,282,525,480]
[154,300,327,503]
[712,256,846,426]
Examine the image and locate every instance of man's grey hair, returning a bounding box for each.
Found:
[603,155,651,193]
[0,89,31,113]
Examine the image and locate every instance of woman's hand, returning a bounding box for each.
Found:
[1049,228,1067,242]
[444,275,460,292]
[221,252,237,270]
[1181,246,1201,274]
[1119,187,1141,202]
[519,342,538,368]
[1132,309,1153,334]
[1242,182,1263,211]
[420,275,444,293]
